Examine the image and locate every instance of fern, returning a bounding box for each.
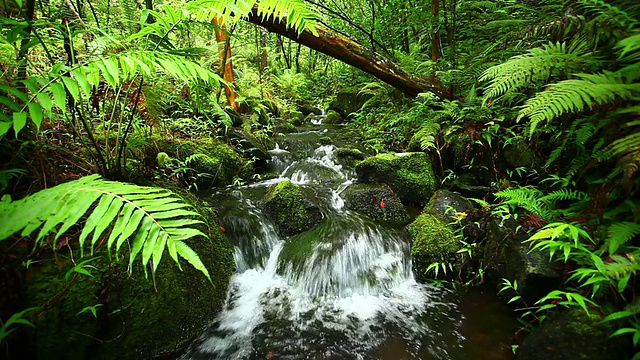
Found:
[517,71,640,135]
[605,222,640,255]
[480,40,595,100]
[0,175,212,282]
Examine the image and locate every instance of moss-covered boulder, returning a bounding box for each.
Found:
[276,122,297,133]
[22,206,234,360]
[503,138,541,170]
[299,104,322,116]
[319,136,333,145]
[424,189,474,225]
[344,183,409,225]
[263,180,322,237]
[289,110,305,124]
[328,88,373,118]
[355,152,436,205]
[227,128,272,171]
[409,213,459,281]
[482,219,558,303]
[324,109,342,124]
[516,308,629,360]
[127,135,246,189]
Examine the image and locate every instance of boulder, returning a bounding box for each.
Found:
[344,183,410,224]
[335,147,366,167]
[23,208,234,360]
[263,180,323,237]
[516,308,629,360]
[227,128,271,170]
[188,142,245,189]
[355,152,436,205]
[329,88,373,118]
[482,219,558,303]
[423,189,474,226]
[319,136,333,145]
[299,104,322,116]
[324,109,342,124]
[289,110,305,125]
[409,213,460,281]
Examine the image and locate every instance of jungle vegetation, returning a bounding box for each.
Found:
[0,0,639,358]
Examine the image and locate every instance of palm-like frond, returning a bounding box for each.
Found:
[605,222,640,254]
[0,175,211,281]
[480,40,595,100]
[517,71,640,135]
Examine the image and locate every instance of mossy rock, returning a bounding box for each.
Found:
[277,122,298,134]
[319,136,333,145]
[355,152,436,205]
[482,219,558,303]
[344,183,409,225]
[127,135,245,189]
[289,110,305,124]
[423,189,474,226]
[324,109,342,124]
[516,307,630,360]
[22,203,234,360]
[409,213,459,281]
[263,180,322,237]
[328,88,373,118]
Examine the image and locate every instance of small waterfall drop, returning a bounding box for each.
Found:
[181,120,515,360]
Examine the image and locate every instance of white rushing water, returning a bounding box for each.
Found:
[182,123,463,360]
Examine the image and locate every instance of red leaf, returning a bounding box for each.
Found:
[220,226,226,232]
[380,200,385,209]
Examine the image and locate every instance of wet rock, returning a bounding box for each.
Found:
[329,88,373,118]
[276,122,297,134]
[263,180,322,237]
[355,152,437,205]
[517,308,629,360]
[450,173,490,198]
[409,213,460,281]
[335,147,367,167]
[423,189,474,226]
[324,109,342,124]
[344,183,409,225]
[289,110,305,125]
[188,142,245,189]
[228,128,271,170]
[299,104,322,116]
[482,219,558,303]
[319,136,333,145]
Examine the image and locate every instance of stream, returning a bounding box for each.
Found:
[180,117,518,360]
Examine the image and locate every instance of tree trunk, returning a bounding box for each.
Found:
[246,10,446,98]
[213,16,238,110]
[431,0,441,62]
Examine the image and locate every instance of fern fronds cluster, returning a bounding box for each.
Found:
[517,71,640,135]
[495,186,588,222]
[480,40,595,100]
[0,175,212,281]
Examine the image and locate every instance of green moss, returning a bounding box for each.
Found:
[356,152,436,205]
[324,110,342,124]
[277,226,322,272]
[278,122,297,133]
[408,213,459,279]
[263,180,319,236]
[22,193,235,360]
[319,136,333,145]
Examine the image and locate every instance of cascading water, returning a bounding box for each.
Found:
[181,117,516,360]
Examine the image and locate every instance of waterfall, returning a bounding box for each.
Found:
[181,121,514,360]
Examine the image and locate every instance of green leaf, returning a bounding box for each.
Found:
[61,76,80,102]
[27,102,43,131]
[0,122,11,137]
[13,112,27,136]
[49,82,67,113]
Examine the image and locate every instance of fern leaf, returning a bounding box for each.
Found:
[0,175,211,282]
[481,40,594,100]
[518,72,640,135]
[606,222,640,254]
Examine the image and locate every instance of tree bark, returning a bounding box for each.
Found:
[246,10,446,98]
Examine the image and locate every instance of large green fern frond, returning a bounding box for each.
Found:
[517,71,640,135]
[604,221,640,254]
[0,175,211,281]
[480,40,595,100]
[576,0,639,31]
